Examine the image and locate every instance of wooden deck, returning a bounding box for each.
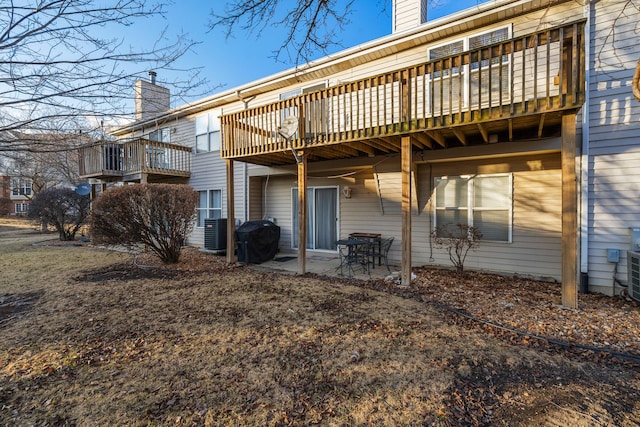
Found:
[78,139,191,182]
[221,21,585,166]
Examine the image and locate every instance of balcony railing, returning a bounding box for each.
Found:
[221,20,585,165]
[79,138,191,181]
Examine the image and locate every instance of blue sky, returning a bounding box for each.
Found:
[127,0,490,105]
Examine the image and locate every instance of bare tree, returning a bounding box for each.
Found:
[0,0,206,153]
[2,136,82,195]
[209,0,388,64]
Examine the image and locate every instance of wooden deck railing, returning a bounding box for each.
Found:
[221,20,585,161]
[79,138,191,179]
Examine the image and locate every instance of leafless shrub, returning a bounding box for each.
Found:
[90,184,198,263]
[28,188,90,241]
[432,223,482,273]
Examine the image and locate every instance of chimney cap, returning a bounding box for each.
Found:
[148,70,157,84]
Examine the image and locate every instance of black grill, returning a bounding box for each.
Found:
[234,220,280,263]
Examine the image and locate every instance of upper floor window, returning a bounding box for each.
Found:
[428,26,511,113]
[280,83,327,136]
[196,110,221,153]
[434,173,512,243]
[148,128,170,143]
[11,178,31,197]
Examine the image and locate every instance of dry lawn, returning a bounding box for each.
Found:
[1,229,640,426]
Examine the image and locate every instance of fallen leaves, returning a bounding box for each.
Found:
[1,243,640,426]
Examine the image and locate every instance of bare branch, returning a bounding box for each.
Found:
[209,0,360,64]
[0,1,208,151]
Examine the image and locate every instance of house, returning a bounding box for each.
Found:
[80,0,640,306]
[0,172,32,216]
[9,177,32,216]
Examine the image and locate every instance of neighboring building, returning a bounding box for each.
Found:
[7,177,32,216]
[80,0,640,304]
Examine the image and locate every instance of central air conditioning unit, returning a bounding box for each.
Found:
[204,218,227,251]
[628,251,640,302]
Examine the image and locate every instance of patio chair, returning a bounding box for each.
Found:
[337,238,372,277]
[379,237,394,272]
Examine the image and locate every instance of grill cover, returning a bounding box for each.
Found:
[234,220,280,263]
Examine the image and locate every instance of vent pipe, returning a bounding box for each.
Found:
[149,71,157,85]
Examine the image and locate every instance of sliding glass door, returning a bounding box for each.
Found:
[292,186,338,251]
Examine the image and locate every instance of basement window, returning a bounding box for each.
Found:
[434,173,512,243]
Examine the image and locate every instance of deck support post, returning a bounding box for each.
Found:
[297,152,307,275]
[401,136,413,287]
[226,159,236,264]
[561,113,578,308]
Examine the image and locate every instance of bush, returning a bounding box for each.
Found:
[28,187,90,241]
[90,184,198,264]
[432,223,482,273]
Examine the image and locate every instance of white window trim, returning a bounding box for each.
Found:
[434,173,513,243]
[427,25,512,112]
[195,110,221,153]
[11,178,32,197]
[15,202,29,214]
[148,128,171,143]
[196,189,223,227]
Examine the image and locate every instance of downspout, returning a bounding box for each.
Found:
[244,162,248,222]
[580,0,591,293]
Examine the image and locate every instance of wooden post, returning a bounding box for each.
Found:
[297,152,307,274]
[561,113,577,308]
[226,159,236,264]
[401,136,412,287]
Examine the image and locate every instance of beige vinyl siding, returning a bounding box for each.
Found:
[187,111,246,247]
[260,175,297,251]
[233,1,580,119]
[248,176,264,220]
[586,0,640,293]
[393,0,427,34]
[418,153,561,279]
[259,152,561,278]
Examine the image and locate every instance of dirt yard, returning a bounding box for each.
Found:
[1,226,639,425]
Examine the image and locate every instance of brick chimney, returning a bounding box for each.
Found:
[134,71,170,120]
[393,0,427,33]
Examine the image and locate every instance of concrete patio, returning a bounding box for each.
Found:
[247,251,398,281]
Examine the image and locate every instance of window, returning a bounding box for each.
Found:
[428,26,511,113]
[11,178,31,197]
[197,189,222,227]
[148,128,170,143]
[434,174,512,242]
[15,203,29,214]
[469,28,510,107]
[196,110,221,153]
[280,83,327,137]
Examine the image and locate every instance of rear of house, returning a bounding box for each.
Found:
[219,0,585,298]
[81,0,640,301]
